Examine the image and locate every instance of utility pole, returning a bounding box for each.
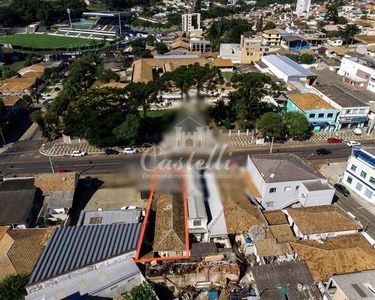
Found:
[269,136,274,154]
[48,155,55,173]
[118,12,122,36]
[67,8,72,29]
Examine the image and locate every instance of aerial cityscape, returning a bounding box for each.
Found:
[0,0,375,299]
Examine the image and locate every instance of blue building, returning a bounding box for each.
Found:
[286,93,340,133]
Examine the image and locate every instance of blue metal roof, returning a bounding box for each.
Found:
[29,223,141,284]
[263,55,317,77]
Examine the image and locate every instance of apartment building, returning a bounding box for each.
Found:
[261,29,282,46]
[343,146,375,205]
[295,0,311,16]
[338,55,375,93]
[181,13,201,33]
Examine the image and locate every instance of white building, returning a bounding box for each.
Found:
[295,0,311,16]
[246,153,335,211]
[181,13,201,33]
[261,54,317,84]
[338,55,375,94]
[284,205,362,240]
[343,146,375,205]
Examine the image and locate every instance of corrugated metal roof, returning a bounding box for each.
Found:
[262,55,316,77]
[29,223,141,284]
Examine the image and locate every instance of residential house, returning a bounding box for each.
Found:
[250,261,321,300]
[291,234,375,282]
[211,59,234,72]
[327,37,343,47]
[246,153,335,210]
[285,205,362,240]
[343,146,375,204]
[325,270,375,299]
[285,93,340,133]
[34,172,79,221]
[0,227,53,279]
[219,44,242,63]
[337,54,375,93]
[261,55,317,84]
[240,33,264,63]
[153,194,188,258]
[25,224,143,300]
[0,179,41,228]
[261,29,282,46]
[310,84,370,130]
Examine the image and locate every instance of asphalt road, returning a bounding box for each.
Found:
[0,139,371,177]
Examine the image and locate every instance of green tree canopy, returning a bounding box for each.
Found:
[339,24,361,44]
[113,113,141,145]
[299,53,315,64]
[257,112,283,138]
[123,282,157,300]
[0,274,28,300]
[154,42,169,54]
[282,111,310,137]
[264,21,276,30]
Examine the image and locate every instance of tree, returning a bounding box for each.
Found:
[124,81,158,116]
[123,282,157,300]
[24,55,38,66]
[154,42,169,54]
[282,111,310,137]
[96,65,120,83]
[0,66,16,79]
[113,113,141,145]
[325,4,339,23]
[264,21,276,30]
[285,53,298,62]
[299,53,315,64]
[0,274,28,300]
[339,24,361,45]
[257,112,283,138]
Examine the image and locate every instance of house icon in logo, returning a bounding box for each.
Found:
[175,117,205,148]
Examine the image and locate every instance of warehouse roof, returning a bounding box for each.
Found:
[29,223,141,284]
[262,55,316,77]
[315,85,368,108]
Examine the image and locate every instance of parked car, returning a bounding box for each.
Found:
[105,148,119,155]
[70,150,87,157]
[347,141,361,147]
[316,148,332,155]
[334,183,350,197]
[84,176,92,188]
[353,128,362,135]
[327,137,342,143]
[123,147,137,154]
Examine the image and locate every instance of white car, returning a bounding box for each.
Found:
[347,141,361,147]
[70,150,87,157]
[123,147,137,154]
[353,128,362,135]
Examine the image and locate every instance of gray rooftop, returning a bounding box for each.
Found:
[262,55,316,77]
[302,181,333,191]
[29,223,141,284]
[188,196,207,219]
[315,85,370,108]
[252,261,319,300]
[81,209,143,225]
[331,270,375,299]
[250,153,324,183]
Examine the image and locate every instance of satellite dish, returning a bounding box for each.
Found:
[249,225,266,241]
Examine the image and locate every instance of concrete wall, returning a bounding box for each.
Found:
[299,183,335,207]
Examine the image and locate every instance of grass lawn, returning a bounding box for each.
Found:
[0,34,99,50]
[144,110,177,118]
[222,72,234,82]
[7,60,26,67]
[87,2,107,10]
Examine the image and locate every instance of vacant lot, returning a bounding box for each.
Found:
[0,34,96,49]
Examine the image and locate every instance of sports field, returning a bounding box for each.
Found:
[0,34,99,50]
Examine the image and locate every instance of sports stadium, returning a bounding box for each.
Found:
[0,11,131,52]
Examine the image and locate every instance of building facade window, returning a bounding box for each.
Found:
[284,186,291,192]
[370,177,375,185]
[347,176,353,184]
[361,171,367,179]
[356,182,363,191]
[193,220,202,227]
[318,113,324,118]
[351,164,357,172]
[309,113,315,118]
[296,186,299,190]
[364,188,373,199]
[327,113,333,118]
[269,188,277,193]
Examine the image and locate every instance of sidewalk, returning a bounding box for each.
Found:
[320,162,375,215]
